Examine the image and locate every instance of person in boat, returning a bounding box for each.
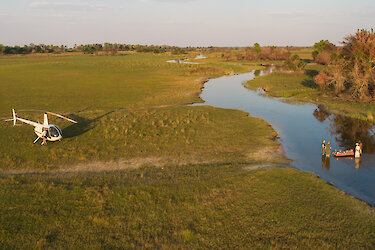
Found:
[358,140,363,156]
[355,142,362,158]
[325,141,331,157]
[321,140,326,155]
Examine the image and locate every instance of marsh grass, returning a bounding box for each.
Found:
[2,52,375,248]
[1,165,374,248]
[0,53,266,171]
[0,106,279,170]
[0,53,257,115]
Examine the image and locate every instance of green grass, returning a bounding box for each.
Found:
[0,52,268,171]
[290,47,314,60]
[1,52,375,248]
[0,53,256,115]
[1,165,374,248]
[0,106,279,170]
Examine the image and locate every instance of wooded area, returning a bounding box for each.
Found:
[314,29,375,102]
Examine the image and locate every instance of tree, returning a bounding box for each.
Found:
[312,40,337,64]
[235,53,244,60]
[253,43,261,60]
[313,29,375,101]
[253,43,261,54]
[244,48,255,60]
[285,55,306,71]
[223,50,232,61]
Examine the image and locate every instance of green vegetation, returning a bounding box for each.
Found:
[311,40,337,65]
[0,52,269,171]
[0,54,203,113]
[0,43,195,55]
[246,46,375,120]
[0,106,279,170]
[1,165,375,248]
[1,52,375,247]
[291,47,314,60]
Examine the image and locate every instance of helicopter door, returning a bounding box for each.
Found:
[49,126,61,138]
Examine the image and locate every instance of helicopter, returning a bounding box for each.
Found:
[6,109,77,145]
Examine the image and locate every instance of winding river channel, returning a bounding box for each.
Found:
[194,67,375,206]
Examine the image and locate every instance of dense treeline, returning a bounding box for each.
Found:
[0,43,196,55]
[0,43,293,61]
[220,43,290,61]
[314,29,375,101]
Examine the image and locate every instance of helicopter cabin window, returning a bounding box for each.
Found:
[56,126,62,136]
[49,127,60,137]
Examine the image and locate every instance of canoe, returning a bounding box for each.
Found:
[332,150,354,157]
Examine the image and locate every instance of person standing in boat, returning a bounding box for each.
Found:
[321,140,326,156]
[325,141,331,157]
[355,142,362,158]
[358,140,363,156]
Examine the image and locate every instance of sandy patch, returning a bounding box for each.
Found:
[0,157,222,176]
[248,145,286,161]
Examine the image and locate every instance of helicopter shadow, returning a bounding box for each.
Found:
[62,110,115,139]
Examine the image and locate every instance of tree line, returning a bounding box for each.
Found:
[220,43,291,61]
[0,43,196,55]
[313,29,375,101]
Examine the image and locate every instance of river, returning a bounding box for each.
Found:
[193,67,375,206]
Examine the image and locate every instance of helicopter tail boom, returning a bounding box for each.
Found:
[12,109,16,126]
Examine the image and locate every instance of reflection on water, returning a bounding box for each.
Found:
[322,155,331,171]
[195,66,375,206]
[313,105,375,154]
[355,158,362,169]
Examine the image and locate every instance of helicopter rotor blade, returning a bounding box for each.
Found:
[18,109,77,123]
[46,111,77,123]
[18,109,46,112]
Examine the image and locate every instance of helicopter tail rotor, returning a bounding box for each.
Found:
[3,109,18,125]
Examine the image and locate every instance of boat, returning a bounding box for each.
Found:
[332,149,354,157]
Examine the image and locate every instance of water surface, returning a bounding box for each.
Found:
[194,69,375,206]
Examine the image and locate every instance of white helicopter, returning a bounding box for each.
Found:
[6,109,77,145]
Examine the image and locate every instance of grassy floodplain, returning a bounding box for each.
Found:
[1,51,375,248]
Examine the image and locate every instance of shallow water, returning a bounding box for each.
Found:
[194,68,375,206]
[194,55,207,59]
[167,54,206,64]
[166,59,202,64]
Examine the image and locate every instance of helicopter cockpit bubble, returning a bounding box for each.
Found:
[49,126,61,138]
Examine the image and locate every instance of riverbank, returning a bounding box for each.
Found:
[245,64,375,121]
[1,52,375,248]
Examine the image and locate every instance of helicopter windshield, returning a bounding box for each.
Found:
[49,126,61,137]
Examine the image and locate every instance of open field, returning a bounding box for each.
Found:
[0,106,280,171]
[0,52,267,171]
[1,52,375,248]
